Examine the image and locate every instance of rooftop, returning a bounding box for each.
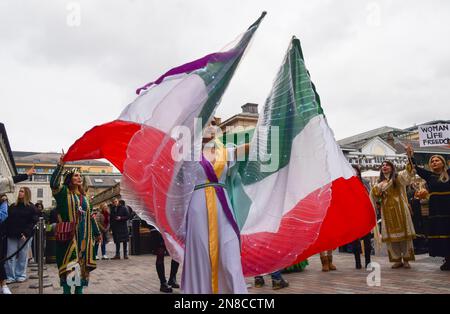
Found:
[84,174,122,187]
[393,138,450,155]
[219,103,259,128]
[13,151,110,166]
[338,126,408,146]
[403,120,450,132]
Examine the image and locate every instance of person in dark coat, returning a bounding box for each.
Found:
[408,183,428,255]
[152,229,180,293]
[4,187,38,282]
[110,199,131,259]
[407,145,450,271]
[350,165,373,269]
[31,202,44,262]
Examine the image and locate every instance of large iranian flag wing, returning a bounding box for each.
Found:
[230,37,376,276]
[63,13,267,263]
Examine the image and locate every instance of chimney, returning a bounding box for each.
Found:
[241,103,258,114]
[386,132,395,148]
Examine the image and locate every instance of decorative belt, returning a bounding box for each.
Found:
[427,235,450,239]
[429,191,450,196]
[194,182,227,191]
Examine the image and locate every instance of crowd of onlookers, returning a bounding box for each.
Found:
[1,167,37,294]
[328,147,449,273]
[91,197,137,260]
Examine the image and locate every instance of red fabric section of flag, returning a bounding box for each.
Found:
[241,176,375,277]
[63,120,141,172]
[120,126,177,240]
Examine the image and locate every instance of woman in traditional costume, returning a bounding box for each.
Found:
[50,152,101,294]
[370,160,415,268]
[406,146,450,271]
[181,127,248,294]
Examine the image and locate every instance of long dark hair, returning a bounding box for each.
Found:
[352,164,362,180]
[378,160,398,188]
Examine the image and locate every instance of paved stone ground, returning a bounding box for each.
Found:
[8,243,450,294]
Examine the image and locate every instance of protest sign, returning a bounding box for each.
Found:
[418,124,450,147]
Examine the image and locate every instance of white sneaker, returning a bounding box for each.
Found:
[102,255,109,260]
[5,279,15,284]
[1,285,12,294]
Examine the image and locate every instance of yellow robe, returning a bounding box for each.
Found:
[370,168,416,262]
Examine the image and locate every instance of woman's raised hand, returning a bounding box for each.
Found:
[59,149,66,166]
[26,164,36,176]
[406,144,414,158]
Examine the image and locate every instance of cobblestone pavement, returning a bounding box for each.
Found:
[8,243,450,294]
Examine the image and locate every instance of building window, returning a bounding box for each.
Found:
[34,175,48,182]
[94,179,104,183]
[101,170,106,173]
[37,188,43,198]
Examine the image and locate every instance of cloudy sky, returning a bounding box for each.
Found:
[1,0,449,154]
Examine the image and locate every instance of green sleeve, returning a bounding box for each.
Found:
[50,164,66,197]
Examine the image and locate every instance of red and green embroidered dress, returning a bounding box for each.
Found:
[50,164,100,287]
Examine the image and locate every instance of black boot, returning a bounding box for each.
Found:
[156,262,167,286]
[254,276,265,288]
[168,260,180,288]
[365,253,371,269]
[354,253,362,269]
[440,257,450,271]
[364,237,372,268]
[160,282,173,293]
[272,278,289,290]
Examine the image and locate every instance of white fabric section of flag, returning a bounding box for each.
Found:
[241,115,355,235]
[119,74,208,133]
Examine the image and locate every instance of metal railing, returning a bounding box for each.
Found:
[28,217,52,293]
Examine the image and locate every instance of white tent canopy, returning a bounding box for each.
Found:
[361,170,379,177]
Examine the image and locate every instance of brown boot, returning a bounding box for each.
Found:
[328,255,337,271]
[320,256,330,272]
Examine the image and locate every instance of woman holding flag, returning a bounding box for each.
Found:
[181,124,248,294]
[50,152,101,294]
[370,160,416,269]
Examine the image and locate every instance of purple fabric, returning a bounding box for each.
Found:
[199,154,241,241]
[136,49,239,95]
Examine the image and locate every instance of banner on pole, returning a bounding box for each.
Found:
[418,124,450,147]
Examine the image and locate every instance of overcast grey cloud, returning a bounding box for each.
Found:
[1,0,449,153]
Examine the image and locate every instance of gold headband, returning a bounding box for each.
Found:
[63,168,81,179]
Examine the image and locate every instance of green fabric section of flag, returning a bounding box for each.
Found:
[238,38,324,185]
[224,38,325,230]
[194,15,265,129]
